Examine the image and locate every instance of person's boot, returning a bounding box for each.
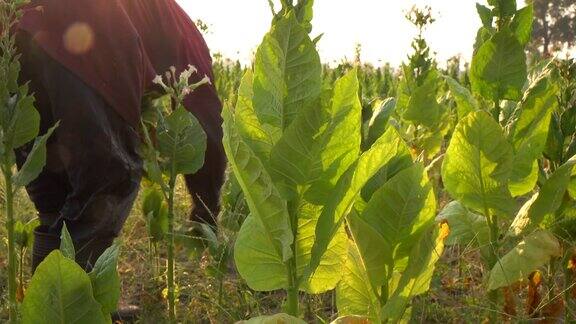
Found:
[31,225,61,273]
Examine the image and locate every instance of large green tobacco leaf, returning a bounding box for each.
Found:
[234,215,287,291]
[402,69,442,128]
[511,5,533,45]
[157,106,207,175]
[270,69,361,200]
[436,201,489,247]
[253,11,321,131]
[443,76,479,120]
[89,243,121,315]
[295,202,348,293]
[351,164,436,288]
[365,98,396,149]
[21,251,108,324]
[508,156,576,237]
[442,111,514,216]
[488,230,561,290]
[361,130,412,202]
[336,241,381,323]
[470,29,527,101]
[9,87,40,149]
[306,128,417,281]
[234,206,348,293]
[235,71,275,163]
[223,107,294,264]
[509,76,559,196]
[13,123,58,188]
[381,223,448,322]
[239,313,306,324]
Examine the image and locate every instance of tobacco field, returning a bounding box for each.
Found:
[1,0,576,323]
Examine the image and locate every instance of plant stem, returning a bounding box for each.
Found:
[286,258,299,316]
[285,200,299,317]
[486,211,500,321]
[4,165,17,323]
[483,114,501,324]
[166,174,177,323]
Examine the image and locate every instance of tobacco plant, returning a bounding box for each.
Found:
[0,1,57,321]
[223,1,448,322]
[21,224,121,323]
[336,133,450,323]
[439,0,576,320]
[141,65,208,322]
[394,6,449,161]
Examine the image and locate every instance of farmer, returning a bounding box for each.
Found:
[13,0,225,272]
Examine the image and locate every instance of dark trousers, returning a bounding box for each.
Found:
[16,34,143,269]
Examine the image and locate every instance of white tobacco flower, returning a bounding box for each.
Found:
[193,75,211,88]
[181,86,192,97]
[179,65,198,85]
[152,75,163,85]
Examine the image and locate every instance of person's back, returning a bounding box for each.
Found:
[14,0,224,277]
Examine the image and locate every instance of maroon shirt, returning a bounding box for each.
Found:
[17,0,222,132]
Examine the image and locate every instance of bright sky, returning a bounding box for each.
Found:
[176,0,525,67]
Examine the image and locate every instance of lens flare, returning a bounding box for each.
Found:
[63,22,94,55]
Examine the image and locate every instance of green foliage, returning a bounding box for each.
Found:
[0,2,58,320]
[487,230,561,290]
[143,65,210,321]
[470,30,527,102]
[337,223,448,323]
[364,98,396,149]
[508,155,576,237]
[59,223,76,260]
[350,164,436,285]
[141,186,169,242]
[436,201,489,247]
[13,123,58,188]
[336,241,381,322]
[510,4,534,46]
[442,111,514,217]
[224,7,354,301]
[157,106,207,175]
[13,219,38,250]
[443,75,479,120]
[88,244,121,315]
[508,73,558,196]
[21,251,109,324]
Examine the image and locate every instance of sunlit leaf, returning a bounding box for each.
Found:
[488,230,561,290]
[470,29,527,101]
[336,241,381,322]
[442,111,514,217]
[21,251,108,324]
[89,243,121,314]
